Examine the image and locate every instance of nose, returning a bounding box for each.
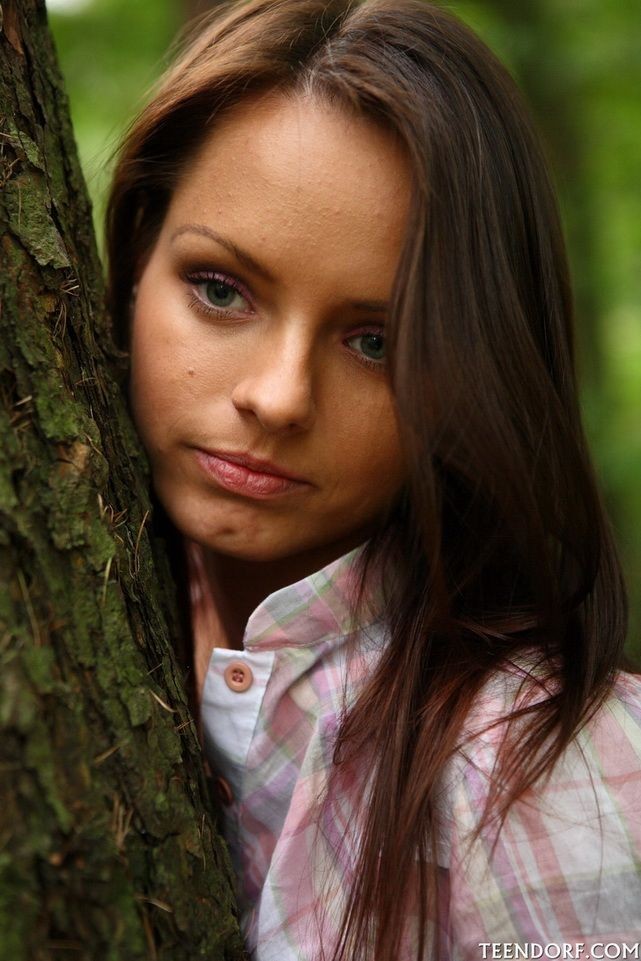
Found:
[230,330,316,433]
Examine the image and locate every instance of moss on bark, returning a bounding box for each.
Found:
[0,2,245,958]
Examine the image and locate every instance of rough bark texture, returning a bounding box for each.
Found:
[0,2,245,958]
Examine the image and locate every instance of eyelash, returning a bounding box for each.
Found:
[182,269,386,371]
[344,329,387,371]
[184,269,253,320]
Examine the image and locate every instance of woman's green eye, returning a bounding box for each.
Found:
[347,332,386,364]
[205,280,244,310]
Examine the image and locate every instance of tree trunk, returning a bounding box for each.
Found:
[0,2,245,959]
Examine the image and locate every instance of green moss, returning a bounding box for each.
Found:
[34,371,85,440]
[124,687,154,727]
[86,520,116,573]
[0,661,39,731]
[24,736,73,834]
[21,647,58,694]
[5,172,70,269]
[146,719,182,767]
[46,475,92,550]
[0,451,19,514]
[6,119,45,171]
[0,5,244,953]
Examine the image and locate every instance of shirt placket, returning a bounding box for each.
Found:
[201,647,275,858]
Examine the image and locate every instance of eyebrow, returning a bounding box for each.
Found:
[170,223,390,314]
[171,224,275,283]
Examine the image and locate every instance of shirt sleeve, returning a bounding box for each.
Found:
[438,672,641,959]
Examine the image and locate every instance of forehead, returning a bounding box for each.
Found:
[161,91,411,288]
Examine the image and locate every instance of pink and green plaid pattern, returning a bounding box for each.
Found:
[199,548,641,959]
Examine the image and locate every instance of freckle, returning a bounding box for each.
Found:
[187,367,195,376]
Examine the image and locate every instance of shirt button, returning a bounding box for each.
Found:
[224,660,254,693]
[214,776,234,807]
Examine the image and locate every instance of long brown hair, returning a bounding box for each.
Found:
[105,1,628,957]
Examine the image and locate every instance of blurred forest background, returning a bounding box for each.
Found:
[47,0,641,657]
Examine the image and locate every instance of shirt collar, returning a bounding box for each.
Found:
[243,542,384,651]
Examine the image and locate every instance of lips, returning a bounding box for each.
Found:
[194,448,309,498]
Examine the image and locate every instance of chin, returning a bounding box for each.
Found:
[164,507,303,562]
[156,486,366,570]
[201,537,294,563]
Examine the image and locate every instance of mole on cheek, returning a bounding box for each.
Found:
[187,367,195,376]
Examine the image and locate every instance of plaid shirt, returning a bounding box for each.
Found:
[199,547,641,959]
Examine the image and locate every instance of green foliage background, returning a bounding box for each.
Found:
[49,0,641,657]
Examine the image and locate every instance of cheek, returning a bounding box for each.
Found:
[331,394,405,506]
[129,317,164,441]
[128,297,194,450]
[129,290,212,435]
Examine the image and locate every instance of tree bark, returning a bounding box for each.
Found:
[0,2,245,959]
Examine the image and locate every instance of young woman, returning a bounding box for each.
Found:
[106,0,641,958]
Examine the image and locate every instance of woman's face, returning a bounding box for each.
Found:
[130,92,410,570]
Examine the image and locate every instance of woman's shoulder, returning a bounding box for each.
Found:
[462,654,641,751]
[439,659,641,946]
[441,654,641,823]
